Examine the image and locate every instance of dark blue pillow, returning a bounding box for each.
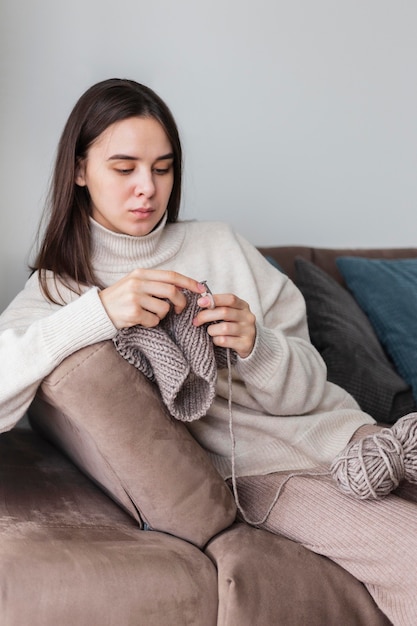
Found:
[336,257,417,403]
[263,255,285,273]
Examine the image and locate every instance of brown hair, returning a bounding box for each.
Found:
[32,78,182,302]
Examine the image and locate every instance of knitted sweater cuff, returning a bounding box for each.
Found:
[39,287,117,363]
[235,323,284,390]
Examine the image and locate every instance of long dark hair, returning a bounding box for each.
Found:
[32,78,182,302]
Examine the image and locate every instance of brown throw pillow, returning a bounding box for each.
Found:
[28,341,236,548]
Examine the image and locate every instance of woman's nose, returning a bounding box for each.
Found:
[134,171,155,198]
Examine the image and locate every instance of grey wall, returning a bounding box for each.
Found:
[1,0,417,312]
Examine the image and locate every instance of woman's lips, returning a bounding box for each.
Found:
[130,208,154,217]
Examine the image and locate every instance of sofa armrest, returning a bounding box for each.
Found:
[28,341,236,548]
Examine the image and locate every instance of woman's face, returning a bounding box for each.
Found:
[76,116,174,236]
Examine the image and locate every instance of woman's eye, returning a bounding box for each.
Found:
[153,166,172,175]
[116,168,134,175]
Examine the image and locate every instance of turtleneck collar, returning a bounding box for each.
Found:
[90,212,186,273]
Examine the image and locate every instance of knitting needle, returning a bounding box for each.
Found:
[199,280,216,309]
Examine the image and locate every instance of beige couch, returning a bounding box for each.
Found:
[4,244,413,626]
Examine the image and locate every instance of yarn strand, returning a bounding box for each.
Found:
[226,347,330,526]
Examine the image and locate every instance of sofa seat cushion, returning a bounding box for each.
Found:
[28,341,236,548]
[0,428,218,626]
[205,523,391,626]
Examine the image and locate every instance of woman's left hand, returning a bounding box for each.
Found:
[193,293,256,359]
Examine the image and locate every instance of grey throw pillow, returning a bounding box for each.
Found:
[295,257,416,424]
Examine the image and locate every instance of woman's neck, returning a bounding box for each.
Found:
[89,213,185,272]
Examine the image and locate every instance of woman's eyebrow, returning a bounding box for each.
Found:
[155,153,174,161]
[107,152,174,161]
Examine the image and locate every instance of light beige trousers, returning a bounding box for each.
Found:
[233,426,417,626]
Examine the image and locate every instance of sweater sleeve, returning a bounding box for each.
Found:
[231,235,329,416]
[0,274,117,433]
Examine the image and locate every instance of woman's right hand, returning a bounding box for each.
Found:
[99,269,205,329]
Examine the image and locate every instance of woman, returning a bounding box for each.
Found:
[1,78,416,625]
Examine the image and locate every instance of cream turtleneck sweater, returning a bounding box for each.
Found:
[0,215,375,477]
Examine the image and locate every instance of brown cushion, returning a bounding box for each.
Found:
[28,341,236,548]
[0,428,218,626]
[206,523,391,626]
[257,245,417,285]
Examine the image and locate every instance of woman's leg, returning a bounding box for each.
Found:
[235,472,417,626]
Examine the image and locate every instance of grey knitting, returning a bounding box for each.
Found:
[113,289,236,422]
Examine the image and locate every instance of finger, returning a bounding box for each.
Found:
[193,304,242,327]
[130,268,205,295]
[135,281,189,314]
[196,293,250,317]
[206,321,236,338]
[124,277,191,316]
[201,293,248,310]
[208,323,256,359]
[139,294,172,320]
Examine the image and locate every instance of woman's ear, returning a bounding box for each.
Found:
[75,159,87,187]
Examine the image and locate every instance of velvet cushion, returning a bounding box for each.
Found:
[206,523,390,626]
[336,257,417,405]
[0,428,218,626]
[295,257,416,423]
[28,341,236,548]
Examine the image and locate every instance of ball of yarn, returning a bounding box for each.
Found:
[330,413,417,500]
[393,412,417,484]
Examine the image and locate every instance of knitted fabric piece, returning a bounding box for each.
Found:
[113,290,236,422]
